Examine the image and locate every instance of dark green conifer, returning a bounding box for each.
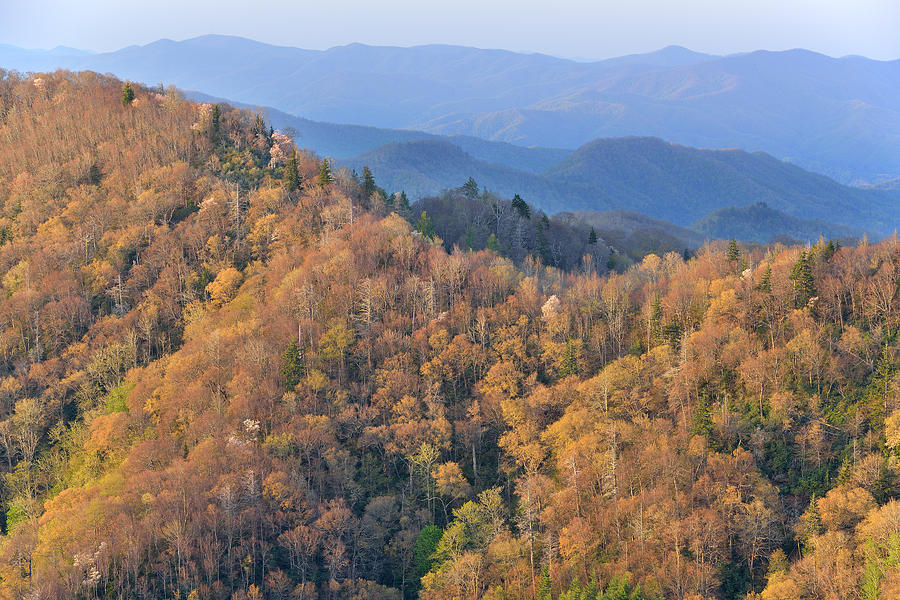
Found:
[650,293,662,342]
[318,158,334,187]
[537,565,552,600]
[757,265,772,293]
[511,194,531,219]
[588,227,598,245]
[790,250,816,307]
[414,525,442,576]
[726,238,740,262]
[280,340,303,389]
[253,113,266,137]
[536,227,549,264]
[285,150,301,192]
[209,104,221,144]
[461,177,479,200]
[362,166,376,198]
[465,228,476,250]
[121,81,135,106]
[692,394,713,437]
[559,339,580,377]
[663,321,682,350]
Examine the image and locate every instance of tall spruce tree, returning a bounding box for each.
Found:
[726,238,740,261]
[361,166,376,198]
[511,194,531,219]
[121,82,135,106]
[285,150,301,192]
[588,227,598,245]
[537,565,552,600]
[318,158,334,187]
[757,265,772,293]
[208,104,221,144]
[461,177,479,200]
[790,250,816,307]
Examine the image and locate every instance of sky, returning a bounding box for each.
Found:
[2,0,899,60]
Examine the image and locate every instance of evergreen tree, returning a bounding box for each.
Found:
[285,150,301,192]
[790,250,816,307]
[663,321,682,350]
[362,166,377,198]
[280,341,304,389]
[416,211,435,240]
[399,190,410,211]
[253,113,266,137]
[692,394,714,437]
[414,525,442,576]
[537,565,552,600]
[650,293,662,342]
[209,104,221,144]
[869,344,895,415]
[511,194,531,219]
[121,82,135,107]
[726,238,740,262]
[318,158,334,187]
[486,233,500,252]
[559,339,580,377]
[757,265,772,293]
[461,177,479,200]
[87,162,102,185]
[800,494,823,550]
[683,248,691,261]
[465,228,476,250]
[536,227,550,264]
[588,227,598,245]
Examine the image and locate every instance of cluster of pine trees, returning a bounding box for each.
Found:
[411,188,611,273]
[0,70,897,600]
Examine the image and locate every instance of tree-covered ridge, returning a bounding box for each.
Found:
[0,71,896,600]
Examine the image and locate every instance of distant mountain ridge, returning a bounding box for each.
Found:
[342,136,897,237]
[692,202,865,244]
[185,90,572,173]
[2,35,898,183]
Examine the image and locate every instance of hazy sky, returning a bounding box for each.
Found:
[2,0,899,60]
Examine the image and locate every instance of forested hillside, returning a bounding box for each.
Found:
[0,70,898,600]
[693,202,864,244]
[343,137,897,236]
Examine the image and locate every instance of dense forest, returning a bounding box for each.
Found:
[0,70,897,600]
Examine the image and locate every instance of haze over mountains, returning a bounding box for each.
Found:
[2,34,899,185]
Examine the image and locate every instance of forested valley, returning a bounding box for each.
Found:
[0,70,897,600]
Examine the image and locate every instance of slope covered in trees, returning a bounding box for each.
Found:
[540,137,897,232]
[343,137,897,236]
[693,202,865,244]
[0,70,898,600]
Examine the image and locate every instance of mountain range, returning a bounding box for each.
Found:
[343,137,898,237]
[2,35,899,184]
